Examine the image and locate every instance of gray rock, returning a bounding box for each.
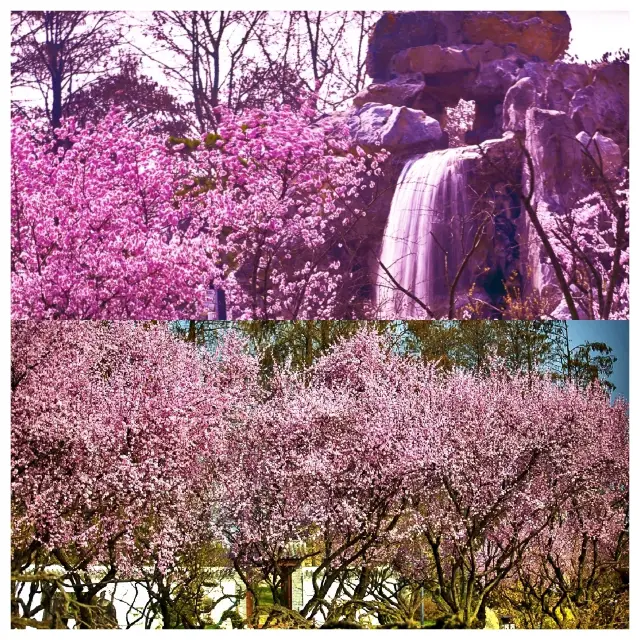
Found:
[522,108,586,305]
[550,291,590,319]
[366,11,466,80]
[516,61,549,93]
[575,131,622,179]
[476,130,521,163]
[353,74,425,109]
[366,11,571,80]
[348,102,444,153]
[503,77,538,132]
[470,57,521,100]
[569,61,629,156]
[544,62,591,112]
[390,41,505,76]
[525,107,583,210]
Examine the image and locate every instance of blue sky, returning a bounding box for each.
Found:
[567,320,629,400]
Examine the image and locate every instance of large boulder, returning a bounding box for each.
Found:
[503,77,538,132]
[390,41,505,75]
[569,61,629,156]
[469,57,522,100]
[515,60,550,93]
[543,62,592,112]
[347,102,444,154]
[366,11,465,80]
[550,292,591,320]
[512,59,628,156]
[523,108,585,305]
[466,130,522,167]
[524,107,583,210]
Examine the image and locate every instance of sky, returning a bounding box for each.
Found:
[567,11,630,61]
[568,320,629,400]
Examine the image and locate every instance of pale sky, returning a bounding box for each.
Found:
[12,11,632,112]
[567,11,630,61]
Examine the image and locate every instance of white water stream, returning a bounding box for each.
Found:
[376,148,472,318]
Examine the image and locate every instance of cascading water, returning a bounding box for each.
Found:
[376,148,473,318]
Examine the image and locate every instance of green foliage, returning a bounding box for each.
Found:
[404,320,556,375]
[216,608,245,629]
[204,132,223,149]
[236,320,391,381]
[404,320,617,391]
[170,320,618,393]
[549,321,617,392]
[168,136,201,151]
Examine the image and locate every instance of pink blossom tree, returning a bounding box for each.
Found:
[11,113,215,320]
[10,321,252,627]
[211,329,628,628]
[403,369,628,627]
[12,105,385,320]
[510,494,628,628]
[11,325,628,628]
[170,100,386,319]
[213,330,429,626]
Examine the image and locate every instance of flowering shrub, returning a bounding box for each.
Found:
[444,98,475,148]
[11,113,214,319]
[174,102,386,319]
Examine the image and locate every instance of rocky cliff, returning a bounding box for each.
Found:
[337,10,628,317]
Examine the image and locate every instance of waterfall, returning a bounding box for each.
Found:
[376,148,472,318]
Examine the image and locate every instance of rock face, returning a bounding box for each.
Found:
[543,62,592,112]
[460,11,571,63]
[569,61,629,155]
[525,108,583,211]
[347,102,444,154]
[505,61,629,155]
[503,77,538,132]
[366,11,571,81]
[364,11,573,144]
[390,41,505,76]
[362,11,628,152]
[522,108,588,306]
[576,131,623,180]
[353,75,425,109]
